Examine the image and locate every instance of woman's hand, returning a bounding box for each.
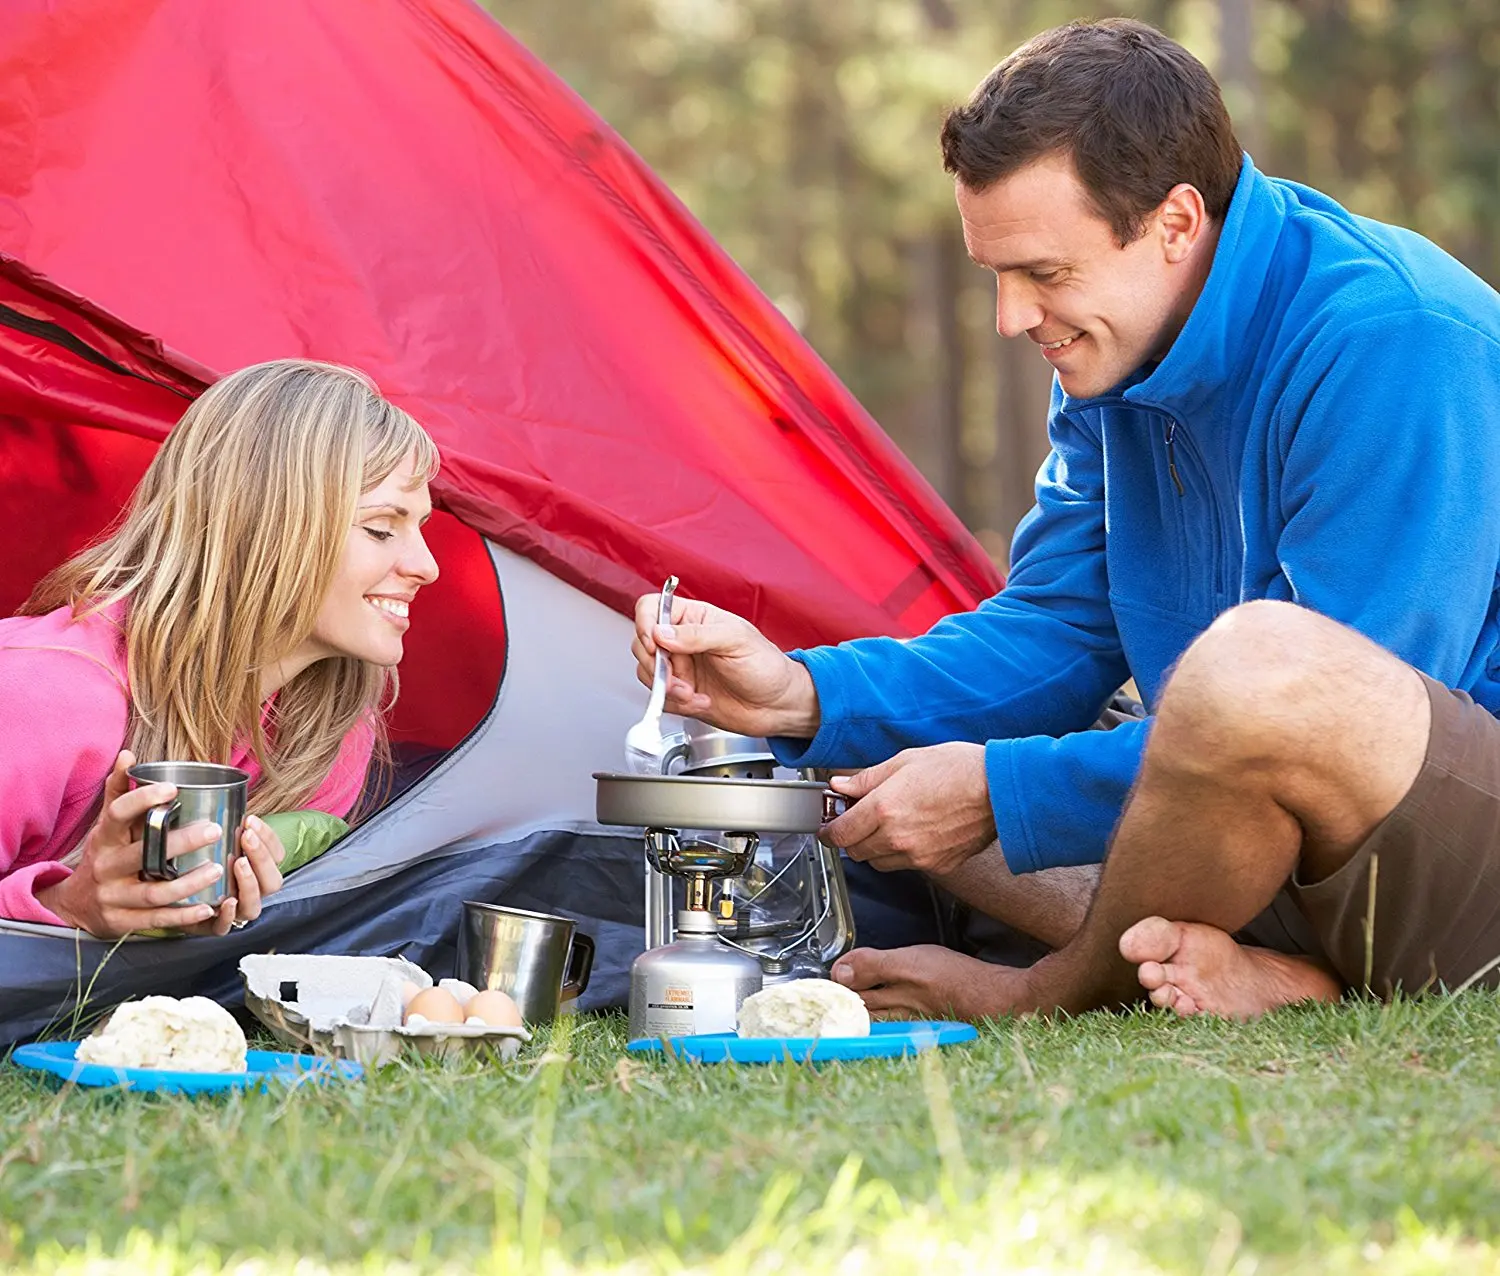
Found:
[225,814,285,930]
[148,812,285,936]
[34,751,283,939]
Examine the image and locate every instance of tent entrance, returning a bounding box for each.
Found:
[0,260,508,760]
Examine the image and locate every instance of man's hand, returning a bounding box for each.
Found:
[631,592,822,739]
[821,742,995,875]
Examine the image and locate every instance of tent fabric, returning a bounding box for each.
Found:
[0,0,1001,652]
[0,256,507,747]
[0,835,952,1049]
[0,257,208,617]
[0,0,1009,1040]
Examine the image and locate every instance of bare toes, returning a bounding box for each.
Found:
[1170,990,1201,1017]
[1148,982,1179,1010]
[1119,915,1184,965]
[860,987,918,1016]
[1136,959,1169,991]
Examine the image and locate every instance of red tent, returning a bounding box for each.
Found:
[0,0,1000,748]
[0,0,1015,1038]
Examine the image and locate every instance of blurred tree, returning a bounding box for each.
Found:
[488,0,1500,566]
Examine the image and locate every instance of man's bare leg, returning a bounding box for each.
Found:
[828,824,1097,1021]
[834,601,1431,1020]
[935,848,1098,949]
[884,848,1318,1019]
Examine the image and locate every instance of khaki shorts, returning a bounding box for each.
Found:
[1239,672,1500,996]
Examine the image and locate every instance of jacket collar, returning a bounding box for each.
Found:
[1060,154,1284,420]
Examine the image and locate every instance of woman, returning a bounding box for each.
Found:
[0,359,439,937]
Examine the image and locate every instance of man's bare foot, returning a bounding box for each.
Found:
[1119,916,1343,1020]
[831,944,1032,1020]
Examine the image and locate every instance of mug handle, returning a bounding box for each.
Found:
[562,932,595,999]
[140,801,181,881]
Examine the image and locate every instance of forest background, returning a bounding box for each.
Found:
[489,0,1500,566]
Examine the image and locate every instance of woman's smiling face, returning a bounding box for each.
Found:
[304,450,439,669]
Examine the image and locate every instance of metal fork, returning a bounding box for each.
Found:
[624,575,679,775]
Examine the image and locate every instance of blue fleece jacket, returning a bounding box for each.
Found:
[772,156,1500,874]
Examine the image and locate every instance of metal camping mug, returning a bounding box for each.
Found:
[457,901,595,1024]
[128,762,249,909]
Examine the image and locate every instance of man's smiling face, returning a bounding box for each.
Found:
[957,152,1203,399]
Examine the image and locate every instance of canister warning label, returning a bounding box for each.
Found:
[644,984,696,1036]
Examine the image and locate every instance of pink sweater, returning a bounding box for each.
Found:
[0,602,374,926]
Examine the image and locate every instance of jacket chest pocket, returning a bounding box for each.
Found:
[1110,414,1236,620]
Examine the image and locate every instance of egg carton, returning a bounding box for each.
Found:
[239,953,531,1068]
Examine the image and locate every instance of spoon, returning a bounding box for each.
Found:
[624,575,679,774]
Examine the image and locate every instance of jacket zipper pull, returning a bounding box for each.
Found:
[1165,419,1185,497]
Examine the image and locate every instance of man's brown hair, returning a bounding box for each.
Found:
[940,18,1242,244]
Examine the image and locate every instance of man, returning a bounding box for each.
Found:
[631,19,1500,1019]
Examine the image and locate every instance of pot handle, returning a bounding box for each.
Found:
[821,790,849,824]
[562,932,595,999]
[658,732,690,776]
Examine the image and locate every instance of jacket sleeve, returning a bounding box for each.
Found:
[980,307,1500,874]
[983,716,1148,874]
[0,647,129,925]
[1269,309,1500,685]
[0,862,73,926]
[773,389,1136,870]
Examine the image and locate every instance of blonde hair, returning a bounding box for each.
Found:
[24,359,440,818]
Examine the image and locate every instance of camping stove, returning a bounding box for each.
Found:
[594,720,856,1038]
[620,827,764,1039]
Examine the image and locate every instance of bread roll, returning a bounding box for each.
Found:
[737,978,870,1038]
[76,995,248,1072]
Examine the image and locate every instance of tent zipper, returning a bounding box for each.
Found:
[0,301,193,399]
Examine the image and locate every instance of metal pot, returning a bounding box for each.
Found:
[594,772,841,834]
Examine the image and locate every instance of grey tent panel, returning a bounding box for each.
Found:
[0,830,642,1048]
[0,832,958,1047]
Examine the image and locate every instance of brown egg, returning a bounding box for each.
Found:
[403,986,465,1025]
[399,980,422,1009]
[464,989,524,1029]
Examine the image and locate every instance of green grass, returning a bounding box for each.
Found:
[3,995,1500,1273]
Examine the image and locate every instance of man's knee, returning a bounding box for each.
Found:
[1155,602,1395,769]
[1164,602,1326,720]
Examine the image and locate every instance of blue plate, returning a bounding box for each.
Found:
[627,1019,978,1064]
[10,1041,363,1093]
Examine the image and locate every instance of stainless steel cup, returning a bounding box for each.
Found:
[128,762,249,908]
[457,901,595,1024]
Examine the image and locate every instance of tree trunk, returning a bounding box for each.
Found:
[1217,0,1261,155]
